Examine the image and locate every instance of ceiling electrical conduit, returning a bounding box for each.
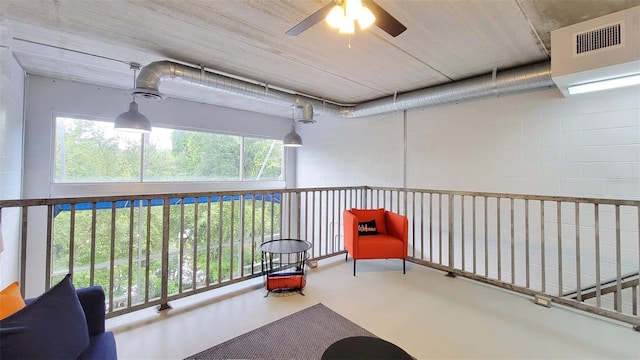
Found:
[134,60,554,119]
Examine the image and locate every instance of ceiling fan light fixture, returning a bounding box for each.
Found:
[357,6,376,30]
[339,18,355,34]
[326,5,344,29]
[345,0,363,19]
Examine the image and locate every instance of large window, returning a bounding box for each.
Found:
[54,116,284,183]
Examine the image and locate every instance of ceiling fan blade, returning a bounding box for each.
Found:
[286,2,335,36]
[365,0,407,37]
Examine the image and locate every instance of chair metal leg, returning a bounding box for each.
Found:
[353,259,356,276]
[345,252,348,262]
[403,259,406,274]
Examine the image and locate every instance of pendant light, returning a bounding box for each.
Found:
[114,63,152,133]
[283,106,303,147]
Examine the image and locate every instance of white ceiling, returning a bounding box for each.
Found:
[1,0,639,118]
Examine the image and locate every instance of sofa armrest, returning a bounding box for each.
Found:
[385,211,409,257]
[343,210,359,257]
[76,286,106,337]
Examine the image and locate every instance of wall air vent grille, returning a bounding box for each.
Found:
[575,22,623,55]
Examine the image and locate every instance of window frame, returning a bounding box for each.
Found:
[51,114,286,187]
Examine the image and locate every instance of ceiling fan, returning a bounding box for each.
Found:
[286,0,407,37]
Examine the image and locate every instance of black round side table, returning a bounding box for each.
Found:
[321,336,413,360]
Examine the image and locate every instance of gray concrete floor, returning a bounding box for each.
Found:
[108,256,640,359]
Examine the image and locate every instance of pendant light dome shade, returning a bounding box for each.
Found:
[114,100,152,133]
[283,125,303,147]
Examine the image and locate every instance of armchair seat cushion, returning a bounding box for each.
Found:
[356,234,405,259]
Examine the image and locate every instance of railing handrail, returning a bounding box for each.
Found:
[0,186,369,208]
[367,186,640,207]
[4,185,638,209]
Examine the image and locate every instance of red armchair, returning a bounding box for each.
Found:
[343,208,408,276]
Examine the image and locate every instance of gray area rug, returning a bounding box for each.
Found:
[186,303,376,359]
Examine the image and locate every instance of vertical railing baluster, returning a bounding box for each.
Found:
[411,191,416,258]
[557,201,562,297]
[331,190,335,253]
[541,200,546,293]
[179,200,185,292]
[44,205,52,290]
[90,202,97,286]
[637,205,640,316]
[439,194,443,265]
[449,194,454,269]
[109,202,116,312]
[473,196,477,274]
[261,193,266,246]
[240,195,245,278]
[595,204,601,308]
[218,196,223,284]
[311,191,316,258]
[484,197,488,277]
[230,196,235,280]
[270,193,275,241]
[319,191,324,257]
[337,190,341,252]
[159,198,171,310]
[128,200,134,304]
[325,190,329,256]
[287,191,292,238]
[251,195,256,274]
[615,205,622,312]
[497,197,501,281]
[462,195,465,271]
[298,190,302,241]
[145,200,151,302]
[575,202,581,302]
[511,198,515,284]
[304,191,308,252]
[420,192,425,261]
[525,199,530,289]
[69,204,76,279]
[194,197,200,286]
[429,193,433,263]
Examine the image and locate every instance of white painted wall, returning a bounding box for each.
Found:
[296,111,405,187]
[406,87,640,198]
[297,86,640,199]
[0,48,25,288]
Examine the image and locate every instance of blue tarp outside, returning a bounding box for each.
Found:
[53,193,281,217]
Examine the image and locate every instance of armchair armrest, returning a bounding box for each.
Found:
[343,210,359,257]
[76,286,106,337]
[385,211,409,257]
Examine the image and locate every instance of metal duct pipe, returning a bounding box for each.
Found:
[134,60,345,117]
[135,60,554,119]
[347,61,553,118]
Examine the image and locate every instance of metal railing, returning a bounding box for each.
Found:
[1,186,638,328]
[363,187,640,328]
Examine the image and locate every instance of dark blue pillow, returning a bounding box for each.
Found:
[358,219,378,236]
[0,274,90,359]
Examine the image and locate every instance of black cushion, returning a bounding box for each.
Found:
[358,219,378,236]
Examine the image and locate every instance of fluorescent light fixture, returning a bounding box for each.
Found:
[568,74,640,95]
